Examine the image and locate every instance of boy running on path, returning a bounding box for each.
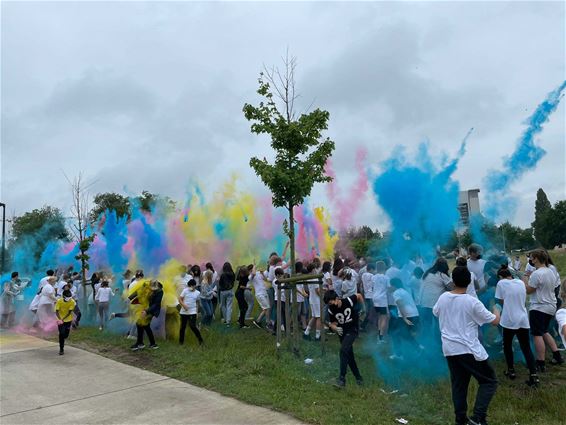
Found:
[55,289,76,355]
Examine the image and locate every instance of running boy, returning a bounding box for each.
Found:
[55,289,76,355]
[324,290,364,388]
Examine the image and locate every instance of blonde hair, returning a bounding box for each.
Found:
[203,270,213,284]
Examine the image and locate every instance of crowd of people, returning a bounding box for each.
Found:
[1,243,565,425]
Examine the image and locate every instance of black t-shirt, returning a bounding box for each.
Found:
[219,272,235,291]
[328,295,359,334]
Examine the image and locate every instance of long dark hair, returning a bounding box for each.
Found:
[332,259,344,276]
[222,262,234,275]
[321,261,332,274]
[423,258,449,280]
[205,262,215,273]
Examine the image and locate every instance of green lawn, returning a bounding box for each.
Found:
[67,321,566,425]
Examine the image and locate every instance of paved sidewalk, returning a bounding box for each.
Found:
[0,332,304,425]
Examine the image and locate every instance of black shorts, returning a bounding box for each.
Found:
[529,310,553,336]
[374,306,388,315]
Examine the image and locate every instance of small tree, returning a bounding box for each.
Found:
[66,173,96,300]
[243,54,335,269]
[89,192,131,223]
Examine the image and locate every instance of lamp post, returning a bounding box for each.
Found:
[0,202,5,273]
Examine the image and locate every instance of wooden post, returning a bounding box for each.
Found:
[292,286,300,356]
[319,278,325,356]
[276,282,282,353]
[285,287,291,346]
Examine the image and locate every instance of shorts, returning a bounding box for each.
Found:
[529,310,553,336]
[374,306,388,315]
[256,294,270,310]
[310,302,321,318]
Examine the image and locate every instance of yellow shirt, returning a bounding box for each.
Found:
[55,298,76,322]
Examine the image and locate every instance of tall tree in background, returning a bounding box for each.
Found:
[532,188,552,247]
[243,53,335,270]
[546,200,566,248]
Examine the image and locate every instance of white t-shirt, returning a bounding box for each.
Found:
[95,287,114,303]
[179,288,200,315]
[371,274,390,308]
[273,279,286,302]
[38,276,51,291]
[392,288,419,318]
[525,262,536,274]
[467,259,487,290]
[308,282,320,305]
[528,267,558,315]
[323,272,332,290]
[408,277,422,305]
[362,272,374,299]
[38,284,55,305]
[296,283,305,303]
[495,278,529,329]
[341,279,356,298]
[433,292,495,361]
[420,272,452,309]
[466,271,478,298]
[250,273,267,297]
[556,308,566,349]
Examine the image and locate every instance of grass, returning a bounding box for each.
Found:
[66,320,566,425]
[59,249,566,425]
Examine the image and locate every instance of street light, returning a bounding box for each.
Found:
[0,202,5,273]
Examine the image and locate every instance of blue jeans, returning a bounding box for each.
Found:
[200,299,213,325]
[219,290,234,324]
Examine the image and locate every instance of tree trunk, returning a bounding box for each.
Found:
[288,203,295,275]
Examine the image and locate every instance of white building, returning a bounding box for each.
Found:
[458,189,480,229]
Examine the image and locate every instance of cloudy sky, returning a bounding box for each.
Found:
[1,1,564,231]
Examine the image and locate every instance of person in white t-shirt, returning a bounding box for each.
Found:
[556,278,566,349]
[304,263,323,341]
[455,257,478,298]
[360,263,375,331]
[372,261,390,342]
[37,276,57,329]
[524,249,563,370]
[512,256,522,272]
[95,281,115,330]
[467,244,487,293]
[524,254,536,274]
[433,266,500,425]
[248,265,270,329]
[494,265,538,387]
[389,278,420,360]
[178,279,203,345]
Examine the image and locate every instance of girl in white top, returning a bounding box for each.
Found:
[495,265,538,385]
[95,281,114,330]
[37,276,57,329]
[178,279,203,345]
[372,261,390,342]
[467,244,487,292]
[304,263,322,340]
[248,265,270,328]
[339,268,356,298]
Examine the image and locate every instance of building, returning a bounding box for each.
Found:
[458,189,480,229]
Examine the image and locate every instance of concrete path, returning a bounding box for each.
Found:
[0,332,304,425]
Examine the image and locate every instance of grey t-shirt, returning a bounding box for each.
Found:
[528,267,558,315]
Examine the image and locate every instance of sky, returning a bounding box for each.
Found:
[1,1,564,232]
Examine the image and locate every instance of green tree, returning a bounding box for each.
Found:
[243,54,335,270]
[10,206,69,260]
[11,206,68,243]
[546,200,566,248]
[89,192,131,223]
[532,188,552,247]
[135,191,176,214]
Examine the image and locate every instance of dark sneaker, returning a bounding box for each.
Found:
[468,417,488,425]
[149,344,159,350]
[356,377,364,386]
[131,344,145,351]
[333,377,346,388]
[59,349,64,355]
[550,352,564,365]
[302,333,311,341]
[536,360,546,373]
[314,337,321,342]
[526,374,540,387]
[504,369,516,380]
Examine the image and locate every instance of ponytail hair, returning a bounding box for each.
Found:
[497,264,512,279]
